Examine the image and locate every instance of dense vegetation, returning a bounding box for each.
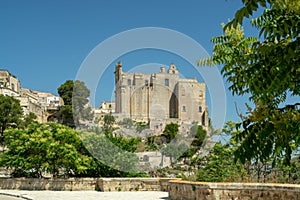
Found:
[196,0,299,183]
[57,80,93,128]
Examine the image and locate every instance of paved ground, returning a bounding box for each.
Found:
[0,190,169,200]
[0,195,24,200]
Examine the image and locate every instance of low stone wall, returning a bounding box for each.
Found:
[0,178,97,191]
[168,180,300,200]
[0,177,176,191]
[97,178,175,192]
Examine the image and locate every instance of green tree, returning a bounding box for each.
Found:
[160,142,189,166]
[135,121,149,133]
[197,0,300,166]
[21,112,37,128]
[57,80,74,105]
[0,94,23,144]
[80,131,139,175]
[60,105,75,128]
[162,123,179,142]
[108,135,140,153]
[103,114,116,134]
[0,122,93,177]
[196,142,247,182]
[57,80,93,128]
[190,125,207,147]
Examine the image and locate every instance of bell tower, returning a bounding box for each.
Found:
[115,61,122,84]
[114,61,123,113]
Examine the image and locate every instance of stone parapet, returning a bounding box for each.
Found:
[0,178,97,191]
[168,179,300,200]
[0,177,177,192]
[97,178,176,192]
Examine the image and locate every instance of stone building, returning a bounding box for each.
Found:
[94,101,115,126]
[17,88,46,122]
[0,70,21,97]
[99,101,115,114]
[0,69,62,123]
[30,90,63,122]
[114,62,208,131]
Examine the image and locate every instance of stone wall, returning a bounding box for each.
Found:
[168,179,300,200]
[1,177,299,199]
[0,178,97,191]
[0,178,175,192]
[97,178,175,192]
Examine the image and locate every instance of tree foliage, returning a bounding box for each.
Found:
[197,0,300,166]
[0,122,93,177]
[103,114,116,134]
[194,121,300,183]
[0,94,23,143]
[162,123,179,142]
[21,112,37,128]
[196,142,247,182]
[161,143,188,165]
[190,125,207,147]
[195,121,246,182]
[80,131,139,175]
[57,80,93,128]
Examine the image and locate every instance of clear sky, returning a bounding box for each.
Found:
[0,0,263,128]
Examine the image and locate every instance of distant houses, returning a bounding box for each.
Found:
[0,69,63,123]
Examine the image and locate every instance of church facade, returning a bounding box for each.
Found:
[114,62,209,131]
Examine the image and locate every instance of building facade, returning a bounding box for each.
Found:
[94,101,115,126]
[114,62,208,130]
[0,70,21,97]
[0,69,62,123]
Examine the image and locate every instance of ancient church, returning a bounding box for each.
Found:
[114,62,208,131]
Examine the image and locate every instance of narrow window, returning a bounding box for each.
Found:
[127,79,131,86]
[11,83,15,91]
[199,106,202,112]
[165,79,169,86]
[182,106,186,112]
[145,80,149,86]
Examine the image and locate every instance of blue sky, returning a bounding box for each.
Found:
[0,0,263,128]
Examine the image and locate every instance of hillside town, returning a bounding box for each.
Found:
[0,69,63,123]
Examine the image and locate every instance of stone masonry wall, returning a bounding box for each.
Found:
[97,178,175,192]
[0,177,299,199]
[0,178,175,192]
[168,179,300,200]
[0,178,97,191]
